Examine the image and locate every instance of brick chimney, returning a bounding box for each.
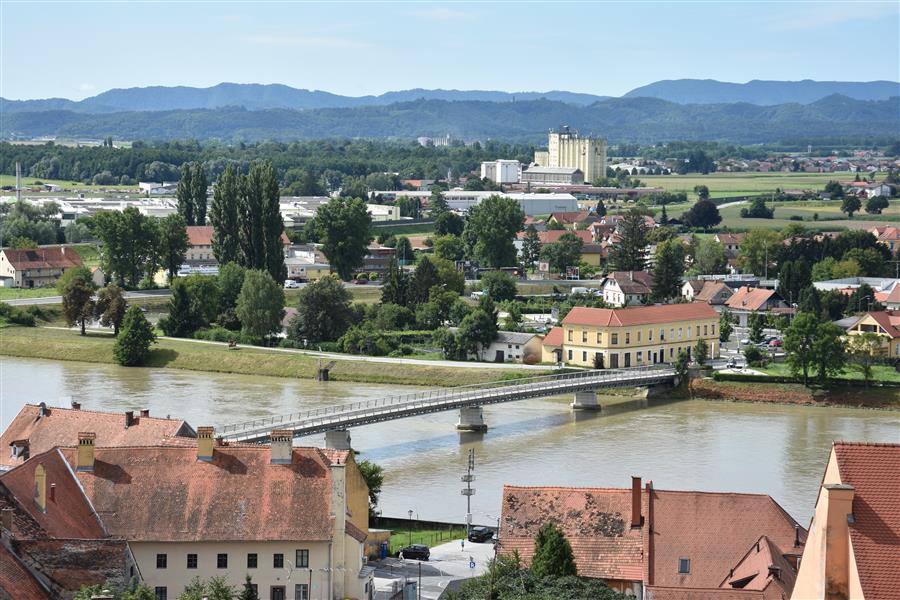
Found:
[124,411,134,428]
[823,484,854,600]
[140,409,150,418]
[197,427,215,462]
[34,463,47,512]
[71,400,81,410]
[270,430,293,464]
[76,432,96,471]
[631,476,642,528]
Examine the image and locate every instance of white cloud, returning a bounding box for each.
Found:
[78,83,96,92]
[241,34,368,50]
[771,1,899,31]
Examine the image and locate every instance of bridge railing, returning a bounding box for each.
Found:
[219,364,674,436]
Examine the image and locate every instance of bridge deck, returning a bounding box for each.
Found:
[220,365,676,442]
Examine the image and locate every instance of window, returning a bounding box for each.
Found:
[507,344,512,349]
[217,553,227,569]
[155,588,167,600]
[296,549,309,568]
[247,553,257,569]
[582,351,587,362]
[625,332,630,344]
[678,328,683,339]
[274,553,284,568]
[567,330,573,342]
[659,329,665,341]
[703,324,708,335]
[648,329,653,341]
[637,331,641,342]
[611,333,619,345]
[567,350,572,360]
[156,553,167,569]
[295,584,309,600]
[582,331,587,343]
[696,325,700,336]
[186,554,197,569]
[712,323,716,335]
[596,332,602,344]
[637,351,643,363]
[678,558,691,574]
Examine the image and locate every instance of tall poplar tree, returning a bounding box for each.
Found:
[239,163,266,270]
[176,165,195,225]
[191,163,209,225]
[210,165,241,265]
[260,162,287,282]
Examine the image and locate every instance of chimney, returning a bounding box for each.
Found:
[631,476,642,528]
[823,484,855,600]
[270,430,293,464]
[76,432,96,471]
[140,409,150,418]
[794,524,801,548]
[124,411,134,428]
[768,565,782,580]
[197,427,215,462]
[71,400,81,410]
[34,464,47,512]
[1,507,13,532]
[629,270,634,281]
[49,483,56,503]
[38,402,48,417]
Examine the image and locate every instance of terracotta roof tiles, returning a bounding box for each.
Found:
[725,287,779,312]
[541,326,563,347]
[562,302,717,328]
[1,247,82,271]
[0,544,52,600]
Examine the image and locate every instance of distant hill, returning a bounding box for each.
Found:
[0,83,609,114]
[3,95,896,144]
[623,79,900,105]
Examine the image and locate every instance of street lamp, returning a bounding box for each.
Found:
[408,509,414,547]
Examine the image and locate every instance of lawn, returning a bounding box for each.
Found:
[641,172,868,199]
[0,287,60,301]
[373,222,436,236]
[389,526,469,554]
[69,243,101,267]
[0,174,139,192]
[760,362,900,384]
[284,285,383,305]
[0,326,545,387]
[714,199,898,230]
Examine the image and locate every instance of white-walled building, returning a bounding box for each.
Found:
[480,160,521,184]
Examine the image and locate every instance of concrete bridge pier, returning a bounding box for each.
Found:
[456,406,488,432]
[571,390,601,411]
[324,428,352,450]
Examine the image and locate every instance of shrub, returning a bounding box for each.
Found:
[0,302,36,326]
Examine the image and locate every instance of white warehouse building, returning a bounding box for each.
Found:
[480,160,521,184]
[373,190,578,216]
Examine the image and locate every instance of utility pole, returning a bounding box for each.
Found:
[461,448,475,537]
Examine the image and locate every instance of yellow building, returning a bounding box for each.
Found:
[540,127,608,183]
[541,302,719,368]
[844,310,900,358]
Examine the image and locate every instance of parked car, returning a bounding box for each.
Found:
[351,279,368,285]
[398,544,430,561]
[740,338,751,346]
[284,280,300,289]
[768,339,783,347]
[468,526,494,543]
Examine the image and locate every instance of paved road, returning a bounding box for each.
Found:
[4,289,171,306]
[372,539,495,600]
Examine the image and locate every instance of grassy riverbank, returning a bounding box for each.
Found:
[0,326,544,387]
[691,378,900,409]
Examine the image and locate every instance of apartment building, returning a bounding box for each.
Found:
[541,302,719,368]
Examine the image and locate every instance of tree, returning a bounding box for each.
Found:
[824,180,844,199]
[777,258,811,305]
[183,274,220,324]
[540,232,583,274]
[114,305,156,366]
[521,224,542,267]
[659,204,669,225]
[744,345,764,367]
[456,309,497,360]
[531,522,577,578]
[238,576,260,600]
[176,163,195,225]
[464,195,525,267]
[719,308,734,342]
[429,189,450,216]
[210,164,241,265]
[798,286,822,317]
[156,213,190,283]
[410,256,440,306]
[480,270,518,302]
[434,211,464,236]
[674,349,690,381]
[682,199,721,229]
[381,258,409,306]
[357,459,384,516]
[288,275,353,343]
[784,312,819,386]
[811,257,836,282]
[159,279,203,337]
[394,236,414,264]
[236,270,285,339]
[595,198,607,217]
[651,239,685,301]
[692,239,727,275]
[95,284,127,335]
[238,161,287,282]
[56,265,93,295]
[812,323,847,386]
[608,209,649,271]
[740,196,774,219]
[847,333,881,387]
[748,312,765,344]
[62,274,95,335]
[693,184,710,200]
[694,338,709,366]
[433,234,465,262]
[843,248,883,277]
[315,196,372,279]
[92,207,157,288]
[865,196,889,214]
[216,262,246,327]
[738,229,780,276]
[849,283,877,313]
[841,195,861,219]
[430,256,465,295]
[191,163,209,224]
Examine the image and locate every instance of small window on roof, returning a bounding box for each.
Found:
[678,558,690,574]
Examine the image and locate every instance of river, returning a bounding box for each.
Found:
[1,356,897,526]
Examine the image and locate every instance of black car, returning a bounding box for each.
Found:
[468,526,494,543]
[398,544,430,561]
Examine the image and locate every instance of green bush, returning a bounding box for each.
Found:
[194,326,250,344]
[0,302,37,326]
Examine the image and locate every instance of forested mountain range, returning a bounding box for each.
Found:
[623,79,899,105]
[2,95,897,144]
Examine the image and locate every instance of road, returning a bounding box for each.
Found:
[372,539,495,600]
[4,289,171,306]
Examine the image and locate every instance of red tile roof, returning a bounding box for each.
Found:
[0,544,52,600]
[549,211,592,224]
[187,225,290,247]
[695,281,733,303]
[537,230,593,245]
[718,536,795,600]
[541,326,563,347]
[646,587,763,600]
[715,233,746,246]
[833,442,900,599]
[61,445,340,543]
[859,310,900,338]
[1,247,82,271]
[725,287,779,312]
[605,271,654,294]
[0,449,106,539]
[563,302,717,328]
[1,404,193,468]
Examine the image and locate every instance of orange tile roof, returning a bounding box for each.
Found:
[1,247,82,271]
[187,225,290,247]
[646,587,764,600]
[1,404,194,468]
[860,310,900,338]
[696,281,733,303]
[719,536,795,599]
[61,445,340,543]
[562,302,717,327]
[537,230,593,245]
[605,271,654,294]
[0,544,52,600]
[833,442,900,599]
[725,287,779,312]
[541,326,564,347]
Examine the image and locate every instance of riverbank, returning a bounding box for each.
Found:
[690,378,900,410]
[0,326,545,387]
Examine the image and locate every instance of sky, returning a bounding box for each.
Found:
[1,1,899,101]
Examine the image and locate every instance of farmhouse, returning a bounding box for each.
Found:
[0,246,83,288]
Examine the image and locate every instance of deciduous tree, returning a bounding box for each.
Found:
[464,195,525,267]
[480,270,518,302]
[157,213,190,283]
[682,199,721,229]
[94,284,127,335]
[288,275,353,343]
[62,273,95,335]
[540,232,583,274]
[113,306,156,366]
[210,164,241,264]
[841,195,861,218]
[692,239,727,275]
[521,224,542,266]
[847,332,881,386]
[236,270,285,340]
[314,196,372,280]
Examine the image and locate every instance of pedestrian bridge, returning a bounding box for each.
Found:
[219,365,677,444]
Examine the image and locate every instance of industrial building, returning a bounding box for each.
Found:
[533,126,607,183]
[480,159,521,184]
[522,166,584,185]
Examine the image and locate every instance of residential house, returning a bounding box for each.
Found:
[1,402,195,470]
[724,287,788,327]
[482,331,543,363]
[285,245,331,282]
[186,225,290,267]
[499,477,805,599]
[545,211,595,230]
[542,302,719,368]
[362,244,396,277]
[682,280,734,306]
[869,225,899,252]
[601,271,654,307]
[791,442,900,600]
[844,310,900,358]
[0,429,374,600]
[714,233,746,253]
[0,247,83,288]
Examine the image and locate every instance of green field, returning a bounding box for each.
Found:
[0,174,139,192]
[713,199,898,230]
[760,362,900,384]
[0,326,544,387]
[641,172,868,199]
[389,527,469,554]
